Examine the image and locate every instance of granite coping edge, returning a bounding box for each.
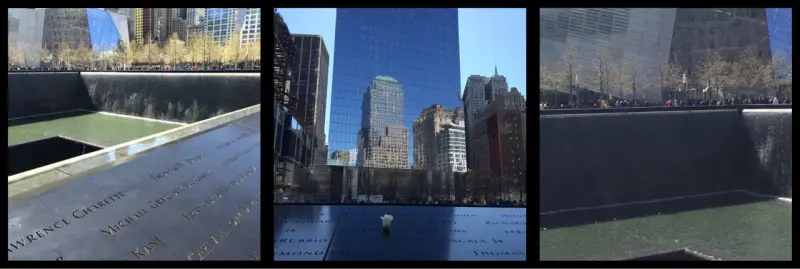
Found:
[7,104,261,192]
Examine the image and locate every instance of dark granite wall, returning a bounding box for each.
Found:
[7,136,102,176]
[7,72,260,123]
[80,72,260,123]
[7,72,94,119]
[539,109,790,212]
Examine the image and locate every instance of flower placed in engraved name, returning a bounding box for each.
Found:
[380,214,394,230]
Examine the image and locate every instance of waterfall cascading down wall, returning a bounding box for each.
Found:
[539,109,792,213]
[7,72,260,123]
[741,109,792,198]
[80,72,261,123]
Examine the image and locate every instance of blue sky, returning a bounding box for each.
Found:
[277,8,527,142]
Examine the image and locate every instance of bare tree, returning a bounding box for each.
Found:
[56,40,74,69]
[769,50,792,99]
[37,47,52,69]
[72,42,92,69]
[623,59,645,102]
[541,63,566,105]
[139,38,160,67]
[8,41,23,68]
[595,50,613,104]
[653,53,686,101]
[610,61,625,101]
[164,33,183,69]
[731,45,770,98]
[696,49,730,100]
[560,49,580,103]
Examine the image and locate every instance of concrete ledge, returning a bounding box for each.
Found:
[8,104,260,189]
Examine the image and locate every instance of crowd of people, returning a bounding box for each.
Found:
[664,96,791,106]
[541,96,791,110]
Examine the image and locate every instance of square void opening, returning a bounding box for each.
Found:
[626,249,713,261]
[8,136,103,176]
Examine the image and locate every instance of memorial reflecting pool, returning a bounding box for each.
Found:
[8,110,181,147]
[540,191,792,260]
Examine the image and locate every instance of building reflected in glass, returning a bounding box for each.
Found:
[329,8,462,167]
[766,8,792,76]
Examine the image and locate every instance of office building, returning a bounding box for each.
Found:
[187,8,206,26]
[274,9,314,187]
[412,104,463,170]
[471,87,526,183]
[330,150,350,166]
[186,8,207,41]
[540,8,776,102]
[205,8,239,44]
[240,8,261,44]
[357,76,409,169]
[461,69,508,170]
[159,8,188,41]
[314,144,328,165]
[329,8,461,167]
[8,8,46,67]
[40,8,129,57]
[437,119,467,173]
[135,8,157,43]
[348,148,358,166]
[290,34,330,166]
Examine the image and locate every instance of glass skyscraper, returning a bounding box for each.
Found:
[329,8,461,167]
[766,8,792,76]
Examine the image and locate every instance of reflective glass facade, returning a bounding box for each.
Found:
[541,8,778,102]
[205,8,238,43]
[329,8,461,167]
[766,8,792,76]
[540,8,676,103]
[87,8,123,54]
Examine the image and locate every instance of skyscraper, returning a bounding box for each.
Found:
[40,8,129,56]
[205,8,239,44]
[412,104,463,170]
[461,71,508,170]
[357,76,409,169]
[240,8,261,44]
[766,8,792,77]
[437,120,467,173]
[329,8,461,168]
[290,34,329,165]
[540,8,775,102]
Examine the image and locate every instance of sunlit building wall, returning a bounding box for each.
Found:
[205,8,239,44]
[134,8,143,45]
[8,8,46,67]
[240,8,261,44]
